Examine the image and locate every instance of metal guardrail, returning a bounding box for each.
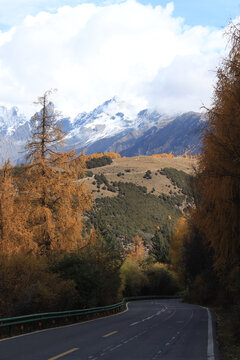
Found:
[0,295,182,338]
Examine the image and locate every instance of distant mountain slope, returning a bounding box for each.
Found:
[0,98,205,164]
[0,106,30,164]
[85,155,196,243]
[120,112,204,156]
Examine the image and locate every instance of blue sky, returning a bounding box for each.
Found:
[0,0,239,30]
[139,0,240,27]
[0,0,239,116]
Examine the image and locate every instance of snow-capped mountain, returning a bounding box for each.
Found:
[0,97,204,164]
[0,106,31,164]
[63,97,169,152]
[0,106,28,136]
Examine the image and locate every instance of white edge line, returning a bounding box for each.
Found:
[202,306,215,360]
[0,302,129,342]
[207,308,215,360]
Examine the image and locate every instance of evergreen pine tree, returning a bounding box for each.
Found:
[150,228,169,263]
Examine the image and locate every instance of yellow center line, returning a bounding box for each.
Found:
[130,322,139,326]
[103,330,118,338]
[48,347,79,360]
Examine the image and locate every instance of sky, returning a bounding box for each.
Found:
[0,0,239,118]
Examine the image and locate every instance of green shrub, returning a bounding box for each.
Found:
[143,170,152,179]
[86,170,93,177]
[120,259,148,297]
[86,156,112,169]
[161,168,193,196]
[120,259,179,297]
[89,182,182,243]
[143,263,179,295]
[94,173,109,186]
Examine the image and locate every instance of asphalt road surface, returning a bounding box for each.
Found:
[0,300,219,360]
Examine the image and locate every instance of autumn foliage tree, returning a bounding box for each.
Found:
[196,24,240,274]
[0,161,35,256]
[21,90,91,255]
[171,23,240,304]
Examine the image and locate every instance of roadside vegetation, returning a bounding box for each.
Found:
[168,23,240,357]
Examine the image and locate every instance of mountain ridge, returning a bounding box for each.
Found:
[0,98,205,164]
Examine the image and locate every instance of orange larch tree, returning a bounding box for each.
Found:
[22,90,92,255]
[196,24,240,272]
[0,161,35,255]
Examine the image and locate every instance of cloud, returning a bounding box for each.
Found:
[0,0,228,117]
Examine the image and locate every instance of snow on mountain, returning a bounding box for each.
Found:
[67,97,166,147]
[0,106,27,136]
[0,97,203,164]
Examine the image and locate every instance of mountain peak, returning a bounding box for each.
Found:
[0,105,27,134]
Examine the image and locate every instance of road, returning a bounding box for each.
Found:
[0,300,218,360]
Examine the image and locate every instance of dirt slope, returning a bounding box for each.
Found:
[85,156,197,198]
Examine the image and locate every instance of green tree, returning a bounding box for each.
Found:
[150,228,169,263]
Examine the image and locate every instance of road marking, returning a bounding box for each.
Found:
[103,330,118,338]
[48,347,79,360]
[130,321,139,326]
[164,309,176,321]
[207,308,215,360]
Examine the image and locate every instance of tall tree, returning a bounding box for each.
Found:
[22,91,91,255]
[196,23,240,272]
[0,161,34,255]
[26,89,65,163]
[150,227,169,263]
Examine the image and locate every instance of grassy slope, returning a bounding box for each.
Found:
[85,155,196,198]
[85,156,196,243]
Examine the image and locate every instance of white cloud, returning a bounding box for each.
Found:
[0,0,228,118]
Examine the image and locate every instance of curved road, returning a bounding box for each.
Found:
[0,300,219,360]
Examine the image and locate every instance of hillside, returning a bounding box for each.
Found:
[85,155,196,198]
[85,155,196,244]
[119,112,204,156]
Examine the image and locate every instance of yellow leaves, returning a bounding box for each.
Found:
[0,152,92,257]
[0,162,36,256]
[127,235,146,260]
[105,152,121,159]
[151,152,198,159]
[84,152,121,161]
[151,153,174,158]
[120,257,148,296]
[169,216,188,284]
[0,92,93,258]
